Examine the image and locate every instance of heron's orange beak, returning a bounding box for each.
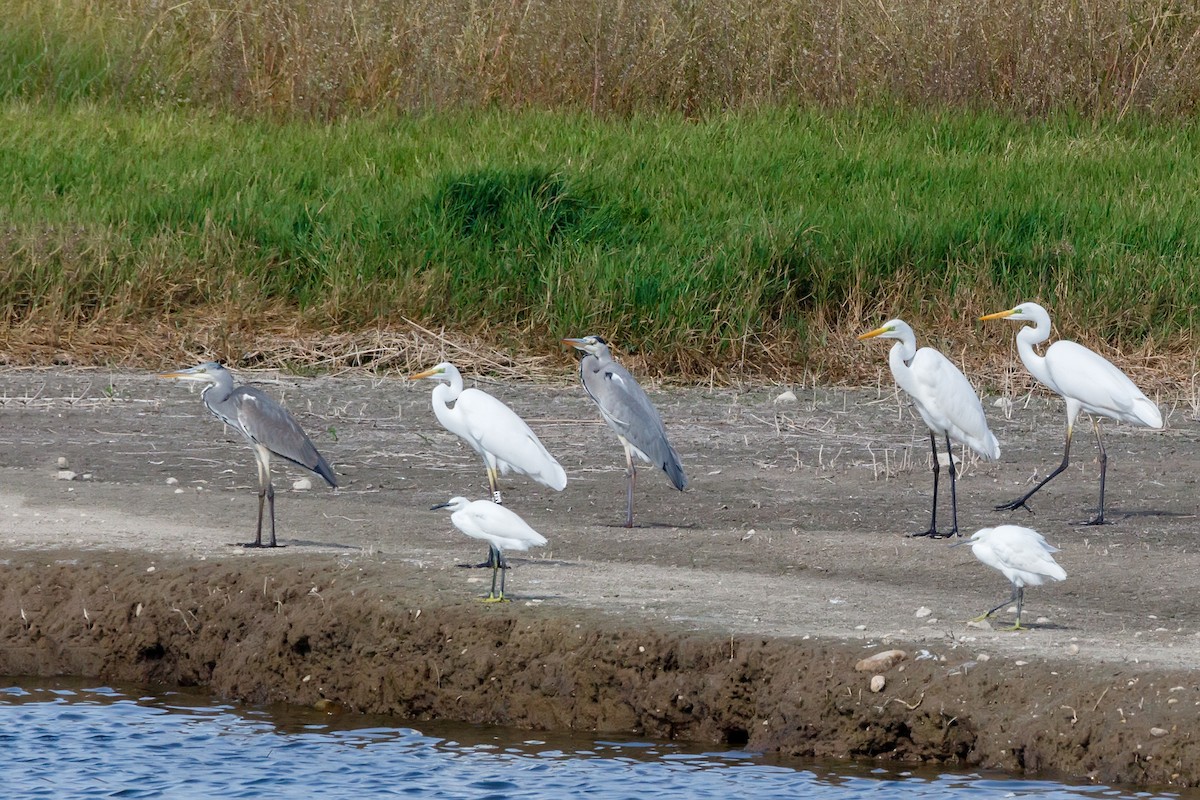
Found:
[856,326,889,341]
[407,367,440,380]
[561,337,586,349]
[979,309,1017,321]
[157,371,186,379]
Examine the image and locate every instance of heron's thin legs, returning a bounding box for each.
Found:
[974,586,1020,622]
[997,423,1074,513]
[623,444,637,528]
[483,550,509,602]
[265,483,277,547]
[945,433,960,538]
[1085,419,1108,526]
[910,431,941,538]
[245,449,276,548]
[487,465,503,505]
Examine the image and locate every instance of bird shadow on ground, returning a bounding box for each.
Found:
[266,539,362,550]
[599,521,699,530]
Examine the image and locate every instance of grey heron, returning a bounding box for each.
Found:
[431,496,547,601]
[954,524,1066,630]
[981,302,1162,524]
[158,362,337,547]
[859,319,1000,538]
[562,336,687,527]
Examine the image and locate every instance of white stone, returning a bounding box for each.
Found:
[292,477,313,491]
[869,675,886,693]
[773,390,797,405]
[915,606,932,618]
[55,470,77,481]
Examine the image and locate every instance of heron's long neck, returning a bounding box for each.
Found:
[887,340,919,396]
[1015,324,1053,387]
[430,382,460,432]
[200,376,234,406]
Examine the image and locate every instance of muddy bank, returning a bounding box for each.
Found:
[1,551,1196,788]
[0,369,1198,787]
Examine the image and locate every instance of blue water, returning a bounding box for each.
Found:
[0,681,1189,799]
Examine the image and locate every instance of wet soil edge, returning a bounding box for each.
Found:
[1,553,1194,789]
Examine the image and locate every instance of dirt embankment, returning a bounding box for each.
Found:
[1,369,1199,788]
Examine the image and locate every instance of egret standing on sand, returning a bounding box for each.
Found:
[408,362,567,506]
[562,336,687,528]
[158,362,337,548]
[431,496,547,601]
[956,524,1066,630]
[981,302,1162,525]
[858,319,1000,538]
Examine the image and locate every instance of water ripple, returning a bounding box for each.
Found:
[0,682,1191,800]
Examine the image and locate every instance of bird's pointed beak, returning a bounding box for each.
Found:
[408,368,440,381]
[856,326,888,341]
[430,501,451,511]
[157,367,203,381]
[561,337,587,350]
[948,539,972,548]
[979,309,1017,321]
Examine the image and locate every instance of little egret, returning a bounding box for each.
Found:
[956,524,1066,630]
[562,336,687,528]
[858,319,1000,538]
[981,302,1162,524]
[158,362,337,547]
[431,496,547,601]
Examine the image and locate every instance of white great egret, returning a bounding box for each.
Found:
[562,336,687,528]
[955,524,1066,630]
[159,362,337,548]
[408,362,566,500]
[858,319,1000,538]
[431,496,547,601]
[981,302,1162,525]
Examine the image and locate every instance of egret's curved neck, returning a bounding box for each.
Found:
[887,339,919,395]
[430,380,459,413]
[1015,319,1053,387]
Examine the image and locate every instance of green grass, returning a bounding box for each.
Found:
[2,104,1200,376]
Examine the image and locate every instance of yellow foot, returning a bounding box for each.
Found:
[1002,622,1024,632]
[480,594,509,604]
[969,613,993,623]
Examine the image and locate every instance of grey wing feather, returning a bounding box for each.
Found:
[582,360,687,490]
[233,387,338,487]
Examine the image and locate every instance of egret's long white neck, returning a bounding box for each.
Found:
[887,339,919,397]
[1015,316,1053,387]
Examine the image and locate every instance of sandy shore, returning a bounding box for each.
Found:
[0,368,1197,787]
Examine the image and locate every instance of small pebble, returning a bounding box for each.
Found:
[1150,727,1168,738]
[1014,660,1028,666]
[773,390,797,405]
[967,619,992,630]
[854,625,867,631]
[1066,644,1080,655]
[292,477,313,491]
[55,470,77,481]
[914,606,932,618]
[869,675,886,693]
[57,457,69,468]
[166,477,179,485]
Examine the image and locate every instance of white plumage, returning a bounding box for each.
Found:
[409,361,567,498]
[962,524,1066,629]
[432,496,547,601]
[859,318,999,538]
[982,302,1162,524]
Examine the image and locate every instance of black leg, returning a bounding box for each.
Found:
[909,431,941,538]
[624,448,637,529]
[945,433,960,537]
[983,585,1020,619]
[996,424,1074,513]
[1085,419,1109,526]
